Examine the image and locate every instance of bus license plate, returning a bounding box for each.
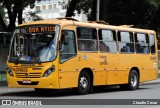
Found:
[23,80,31,83]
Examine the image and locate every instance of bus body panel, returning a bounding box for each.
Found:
[58,56,80,89]
[119,54,158,83]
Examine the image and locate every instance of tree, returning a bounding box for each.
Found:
[66,0,97,21]
[65,0,81,17]
[66,0,160,31]
[0,5,6,31]
[147,0,160,31]
[23,11,43,23]
[0,0,36,31]
[88,0,97,21]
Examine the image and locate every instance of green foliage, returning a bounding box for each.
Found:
[24,11,43,22]
[0,5,5,31]
[0,0,36,31]
[68,0,160,30]
[0,5,4,18]
[75,0,92,14]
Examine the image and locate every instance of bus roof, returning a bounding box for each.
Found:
[18,18,155,34]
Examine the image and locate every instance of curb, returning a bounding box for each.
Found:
[140,74,160,86]
[140,81,160,86]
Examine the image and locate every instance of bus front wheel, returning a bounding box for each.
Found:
[78,71,91,95]
[120,70,139,90]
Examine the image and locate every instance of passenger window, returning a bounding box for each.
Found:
[149,34,156,54]
[135,33,150,54]
[99,29,117,53]
[77,27,98,52]
[118,31,134,53]
[60,30,77,63]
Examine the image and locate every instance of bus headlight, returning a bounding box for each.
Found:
[43,65,55,77]
[6,67,14,77]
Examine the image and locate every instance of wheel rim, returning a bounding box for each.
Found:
[80,76,88,90]
[131,73,137,87]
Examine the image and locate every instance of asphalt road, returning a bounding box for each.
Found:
[0,84,160,99]
[0,84,160,108]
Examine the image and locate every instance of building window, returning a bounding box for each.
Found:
[48,5,52,10]
[54,4,57,9]
[62,4,67,10]
[60,13,65,17]
[42,5,46,10]
[36,6,41,11]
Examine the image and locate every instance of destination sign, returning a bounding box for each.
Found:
[19,26,56,33]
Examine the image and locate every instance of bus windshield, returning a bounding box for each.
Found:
[8,25,60,64]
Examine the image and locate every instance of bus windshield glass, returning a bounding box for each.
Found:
[8,25,60,63]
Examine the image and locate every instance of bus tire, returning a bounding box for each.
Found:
[120,70,139,90]
[78,71,90,95]
[128,70,139,90]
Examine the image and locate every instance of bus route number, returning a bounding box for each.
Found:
[100,56,107,65]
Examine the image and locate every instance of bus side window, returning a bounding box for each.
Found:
[118,31,134,53]
[60,30,77,63]
[149,34,156,54]
[77,27,98,52]
[78,41,86,51]
[99,29,117,53]
[135,33,150,54]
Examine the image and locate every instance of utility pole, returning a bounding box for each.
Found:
[96,0,100,21]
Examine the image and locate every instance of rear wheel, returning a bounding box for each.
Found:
[78,71,91,95]
[120,70,139,90]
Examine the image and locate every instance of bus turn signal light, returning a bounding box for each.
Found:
[43,65,55,77]
[6,67,14,77]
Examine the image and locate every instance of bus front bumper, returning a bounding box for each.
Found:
[6,73,59,89]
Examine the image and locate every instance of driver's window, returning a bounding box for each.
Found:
[60,30,77,63]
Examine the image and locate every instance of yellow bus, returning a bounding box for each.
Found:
[7,18,158,94]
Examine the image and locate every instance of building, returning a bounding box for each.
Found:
[4,6,34,26]
[34,0,87,21]
[3,0,87,26]
[35,0,68,19]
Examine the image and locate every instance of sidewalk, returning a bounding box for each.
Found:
[140,78,160,85]
[140,74,160,85]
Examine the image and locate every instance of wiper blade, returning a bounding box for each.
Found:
[15,57,20,65]
[35,56,41,65]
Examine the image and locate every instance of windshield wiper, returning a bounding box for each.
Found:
[15,57,20,65]
[35,56,41,65]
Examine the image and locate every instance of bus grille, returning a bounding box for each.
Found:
[15,72,42,78]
